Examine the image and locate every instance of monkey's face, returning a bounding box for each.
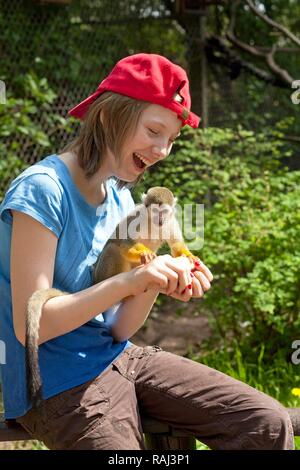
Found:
[150,204,173,227]
[112,104,181,182]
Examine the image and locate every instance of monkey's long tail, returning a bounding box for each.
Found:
[25,288,64,408]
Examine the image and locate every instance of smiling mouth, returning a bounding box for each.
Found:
[133,152,147,170]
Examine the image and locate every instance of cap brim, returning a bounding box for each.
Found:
[185,111,200,128]
[68,89,101,119]
[169,101,200,129]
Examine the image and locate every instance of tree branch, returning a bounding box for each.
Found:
[279,135,300,144]
[226,31,265,58]
[245,0,300,48]
[265,44,294,85]
[226,1,294,86]
[256,47,300,53]
[165,0,297,89]
[227,0,264,57]
[206,35,286,86]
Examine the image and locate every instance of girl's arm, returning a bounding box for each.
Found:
[11,211,131,346]
[110,288,160,343]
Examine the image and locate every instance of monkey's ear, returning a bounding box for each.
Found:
[173,196,178,206]
[141,193,147,203]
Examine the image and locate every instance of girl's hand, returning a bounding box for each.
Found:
[191,258,213,297]
[168,259,213,302]
[125,254,193,297]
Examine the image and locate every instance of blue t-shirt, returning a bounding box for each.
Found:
[0,154,135,419]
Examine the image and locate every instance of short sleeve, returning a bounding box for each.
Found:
[0,172,65,238]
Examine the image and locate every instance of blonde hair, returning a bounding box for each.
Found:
[61,91,150,189]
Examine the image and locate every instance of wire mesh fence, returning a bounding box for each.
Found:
[0,0,291,196]
[1,0,188,195]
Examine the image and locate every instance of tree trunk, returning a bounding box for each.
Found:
[183,5,208,127]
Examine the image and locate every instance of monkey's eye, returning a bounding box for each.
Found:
[151,207,160,214]
[160,208,170,215]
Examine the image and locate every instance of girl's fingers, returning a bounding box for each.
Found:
[147,257,179,294]
[164,256,193,293]
[169,287,193,302]
[193,270,211,292]
[162,267,179,294]
[192,260,213,283]
[190,276,204,298]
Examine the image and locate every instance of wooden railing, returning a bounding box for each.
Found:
[1,408,300,450]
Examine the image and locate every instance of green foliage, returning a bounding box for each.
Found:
[136,124,300,357]
[0,73,73,198]
[203,168,300,346]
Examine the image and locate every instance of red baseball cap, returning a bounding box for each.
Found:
[68,53,200,128]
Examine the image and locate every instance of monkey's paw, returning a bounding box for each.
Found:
[140,252,157,265]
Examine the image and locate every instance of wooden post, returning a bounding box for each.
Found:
[0,416,32,442]
[142,417,197,450]
[199,6,208,128]
[178,0,209,128]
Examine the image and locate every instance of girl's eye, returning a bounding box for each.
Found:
[148,128,158,135]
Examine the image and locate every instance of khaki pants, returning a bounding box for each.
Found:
[17,344,294,450]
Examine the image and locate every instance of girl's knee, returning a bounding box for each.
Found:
[240,406,294,450]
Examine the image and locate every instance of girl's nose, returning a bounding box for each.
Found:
[152,144,169,160]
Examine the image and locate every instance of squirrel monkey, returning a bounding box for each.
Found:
[92,186,196,283]
[25,187,197,408]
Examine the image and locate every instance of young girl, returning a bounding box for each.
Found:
[0,53,294,450]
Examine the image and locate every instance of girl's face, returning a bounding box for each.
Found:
[107,104,182,182]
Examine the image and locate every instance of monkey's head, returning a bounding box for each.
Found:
[142,187,177,227]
